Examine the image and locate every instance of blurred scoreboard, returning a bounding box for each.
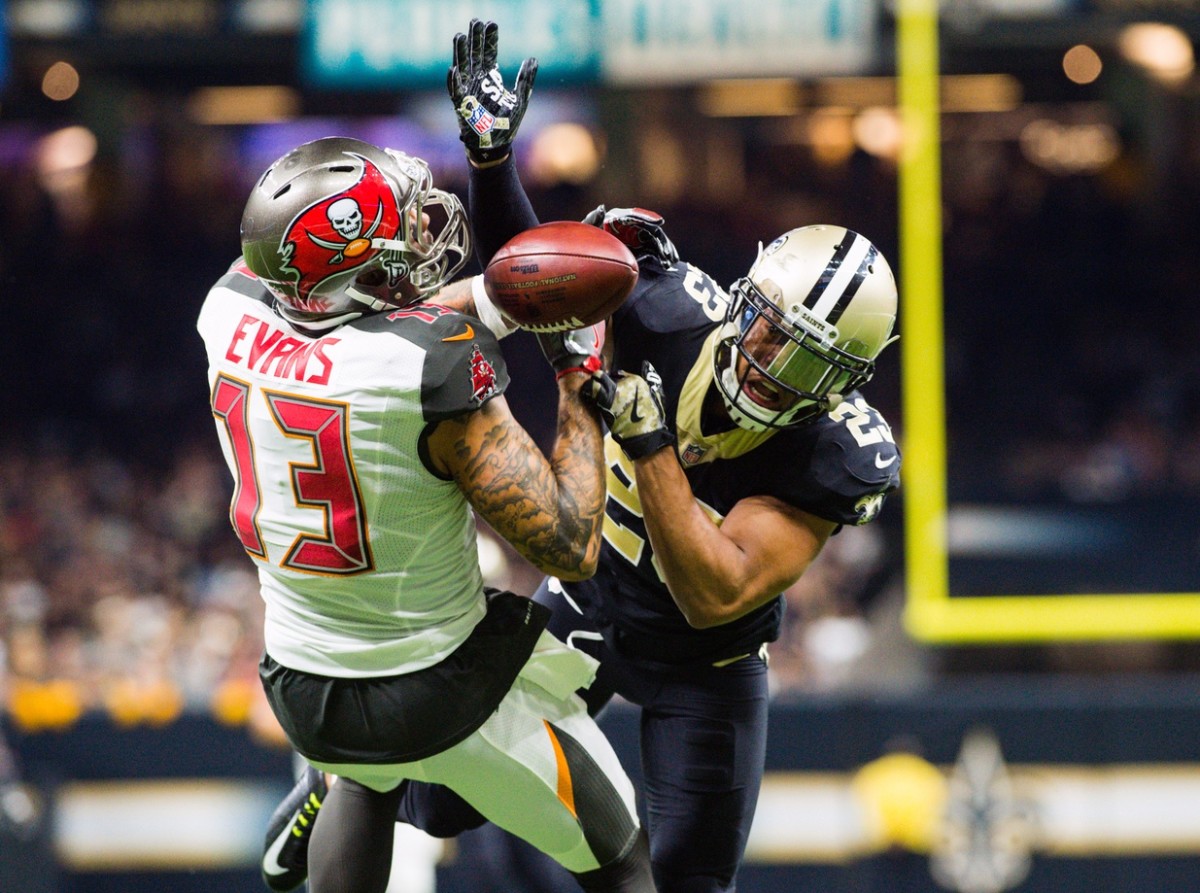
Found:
[302,0,880,87]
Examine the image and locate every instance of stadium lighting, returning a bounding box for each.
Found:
[1118,22,1194,85]
[186,86,300,125]
[41,60,80,101]
[1063,44,1103,85]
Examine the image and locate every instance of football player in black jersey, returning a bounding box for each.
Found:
[453,23,900,893]
[262,19,900,893]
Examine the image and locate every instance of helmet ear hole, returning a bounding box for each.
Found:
[355,267,386,287]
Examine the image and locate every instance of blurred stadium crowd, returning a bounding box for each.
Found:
[0,445,279,736]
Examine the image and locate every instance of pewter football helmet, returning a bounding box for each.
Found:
[240,137,470,321]
[715,225,898,430]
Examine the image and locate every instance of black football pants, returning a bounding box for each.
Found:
[397,577,770,893]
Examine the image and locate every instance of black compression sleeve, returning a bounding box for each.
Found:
[307,779,405,893]
[467,155,540,266]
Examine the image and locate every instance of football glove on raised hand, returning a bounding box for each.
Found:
[582,206,680,269]
[582,362,676,460]
[537,322,606,380]
[447,19,538,165]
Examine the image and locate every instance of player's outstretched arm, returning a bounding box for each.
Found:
[445,19,541,264]
[426,384,606,582]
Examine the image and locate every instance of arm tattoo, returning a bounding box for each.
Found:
[430,279,477,318]
[448,394,605,578]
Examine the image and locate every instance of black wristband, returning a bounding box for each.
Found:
[614,428,676,462]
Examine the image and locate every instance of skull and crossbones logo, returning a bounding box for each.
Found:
[307,196,385,264]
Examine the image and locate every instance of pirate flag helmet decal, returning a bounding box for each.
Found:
[240,136,471,321]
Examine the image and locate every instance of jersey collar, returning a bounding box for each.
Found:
[674,329,777,467]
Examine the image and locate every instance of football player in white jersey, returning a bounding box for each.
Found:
[198,136,655,893]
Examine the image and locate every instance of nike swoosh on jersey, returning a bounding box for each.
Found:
[442,323,475,342]
[874,453,897,468]
[262,818,295,876]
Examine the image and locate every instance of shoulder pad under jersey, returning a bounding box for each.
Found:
[211,258,272,305]
[626,261,727,323]
[808,395,900,526]
[373,304,510,422]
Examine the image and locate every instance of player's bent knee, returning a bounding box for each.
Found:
[571,827,655,893]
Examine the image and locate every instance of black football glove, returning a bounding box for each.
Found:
[582,206,680,269]
[446,19,538,165]
[536,322,605,380]
[582,362,676,461]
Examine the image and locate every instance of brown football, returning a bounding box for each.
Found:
[483,221,639,332]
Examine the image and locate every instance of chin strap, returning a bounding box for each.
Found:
[343,286,398,314]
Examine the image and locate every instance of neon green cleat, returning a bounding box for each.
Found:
[261,765,327,892]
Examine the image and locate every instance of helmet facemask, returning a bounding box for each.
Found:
[713,226,897,432]
[345,152,471,311]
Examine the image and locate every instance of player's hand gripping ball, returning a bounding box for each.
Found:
[483,221,639,333]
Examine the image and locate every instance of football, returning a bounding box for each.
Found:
[483,221,639,333]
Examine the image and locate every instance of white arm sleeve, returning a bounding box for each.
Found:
[471,275,520,340]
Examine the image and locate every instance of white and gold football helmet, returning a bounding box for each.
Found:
[714,225,898,430]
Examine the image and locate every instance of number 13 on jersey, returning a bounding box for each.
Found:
[211,374,374,575]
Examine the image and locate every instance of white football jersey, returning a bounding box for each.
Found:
[197,261,511,678]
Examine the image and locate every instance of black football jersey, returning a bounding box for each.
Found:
[561,258,900,666]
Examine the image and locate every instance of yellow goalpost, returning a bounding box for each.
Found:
[895,0,1200,642]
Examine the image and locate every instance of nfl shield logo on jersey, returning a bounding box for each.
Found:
[681,443,709,466]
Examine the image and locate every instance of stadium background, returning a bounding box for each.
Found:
[2,1,1200,891]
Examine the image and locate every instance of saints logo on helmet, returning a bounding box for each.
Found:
[714,225,898,431]
[240,137,471,325]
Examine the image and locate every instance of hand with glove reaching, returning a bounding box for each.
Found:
[537,322,606,381]
[447,19,538,166]
[582,362,676,461]
[582,206,680,269]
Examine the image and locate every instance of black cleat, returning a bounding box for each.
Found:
[262,765,327,892]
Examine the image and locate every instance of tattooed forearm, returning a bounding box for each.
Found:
[543,395,605,564]
[443,388,606,580]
